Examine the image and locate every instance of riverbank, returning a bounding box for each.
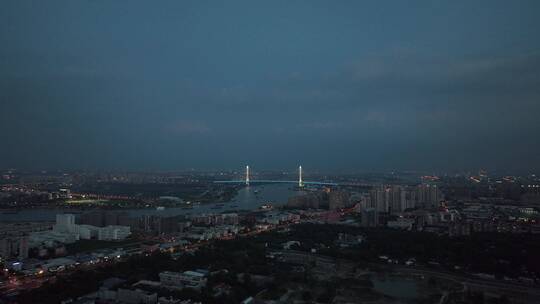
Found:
[0,184,298,222]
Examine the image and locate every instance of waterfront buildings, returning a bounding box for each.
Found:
[28,214,131,250]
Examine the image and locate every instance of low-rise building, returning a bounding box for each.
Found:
[387,217,415,230]
[117,288,157,304]
[29,230,79,247]
[159,270,207,291]
[42,257,76,272]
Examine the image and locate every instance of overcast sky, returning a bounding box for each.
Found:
[1,1,539,173]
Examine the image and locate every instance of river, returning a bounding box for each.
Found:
[0,184,303,222]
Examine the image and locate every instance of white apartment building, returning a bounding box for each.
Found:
[98,225,131,241]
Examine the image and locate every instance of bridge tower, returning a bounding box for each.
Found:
[298,166,304,188]
[245,165,250,186]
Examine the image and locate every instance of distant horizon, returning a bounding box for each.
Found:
[1,166,537,177]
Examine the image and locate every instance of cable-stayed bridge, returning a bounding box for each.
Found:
[214,166,338,187]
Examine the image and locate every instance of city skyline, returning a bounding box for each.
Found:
[2,2,540,303]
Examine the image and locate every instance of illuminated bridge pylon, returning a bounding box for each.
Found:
[298,166,304,188]
[245,165,250,186]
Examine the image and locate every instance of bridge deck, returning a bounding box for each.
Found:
[213,180,338,186]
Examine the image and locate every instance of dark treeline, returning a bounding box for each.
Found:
[16,224,540,303]
[259,224,540,279]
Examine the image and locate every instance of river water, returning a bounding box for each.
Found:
[0,184,302,222]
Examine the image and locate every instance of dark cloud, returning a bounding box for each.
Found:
[1,1,539,172]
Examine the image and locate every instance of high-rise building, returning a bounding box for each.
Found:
[361,208,379,227]
[54,214,76,232]
[98,226,131,241]
[369,184,438,211]
[79,211,130,227]
[118,214,138,230]
[0,236,29,259]
[328,191,350,210]
[158,217,179,234]
[0,238,15,259]
[417,184,442,209]
[406,190,417,210]
[18,236,29,259]
[370,186,387,213]
[79,211,105,227]
[388,185,406,214]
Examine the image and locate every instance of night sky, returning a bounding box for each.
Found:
[1,1,539,173]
